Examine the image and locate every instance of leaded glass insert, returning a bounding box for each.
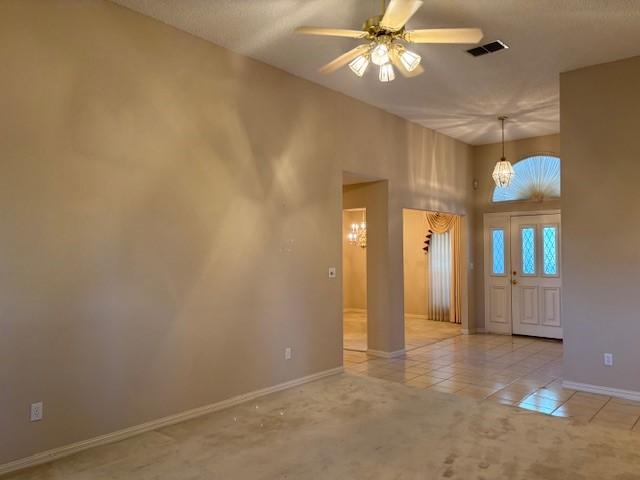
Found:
[543,226,558,275]
[492,229,505,275]
[521,227,536,275]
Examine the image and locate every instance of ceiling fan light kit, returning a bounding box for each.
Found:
[295,0,483,83]
[379,62,396,82]
[371,42,391,66]
[348,54,370,77]
[397,46,421,72]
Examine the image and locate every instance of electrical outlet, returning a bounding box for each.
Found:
[328,267,336,279]
[30,402,43,422]
[604,353,613,367]
[285,347,292,360]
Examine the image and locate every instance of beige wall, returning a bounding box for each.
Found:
[403,209,428,317]
[561,55,640,392]
[472,134,561,330]
[342,209,367,311]
[0,0,474,464]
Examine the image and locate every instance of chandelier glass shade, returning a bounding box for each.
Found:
[492,159,516,188]
[492,116,515,188]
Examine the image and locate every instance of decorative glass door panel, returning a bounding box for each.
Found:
[510,214,562,339]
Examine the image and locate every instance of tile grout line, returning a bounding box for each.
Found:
[588,396,612,423]
[630,413,640,432]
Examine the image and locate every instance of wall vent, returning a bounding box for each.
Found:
[466,40,509,57]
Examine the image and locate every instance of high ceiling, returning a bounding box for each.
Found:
[112,0,640,145]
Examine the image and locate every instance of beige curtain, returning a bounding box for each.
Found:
[425,212,462,324]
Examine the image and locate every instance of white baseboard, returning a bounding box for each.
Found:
[0,367,344,476]
[462,326,486,335]
[343,308,366,314]
[367,348,406,359]
[562,380,640,402]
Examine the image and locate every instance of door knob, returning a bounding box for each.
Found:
[512,279,518,285]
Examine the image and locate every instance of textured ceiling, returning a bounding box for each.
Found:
[112,0,640,145]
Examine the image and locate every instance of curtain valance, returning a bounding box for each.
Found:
[424,212,462,324]
[425,212,457,233]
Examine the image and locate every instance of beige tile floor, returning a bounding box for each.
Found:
[344,333,640,432]
[343,311,461,352]
[343,311,367,351]
[404,315,461,350]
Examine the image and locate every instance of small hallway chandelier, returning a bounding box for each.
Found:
[492,116,515,188]
[347,212,367,248]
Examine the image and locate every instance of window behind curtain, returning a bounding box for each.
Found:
[427,231,451,321]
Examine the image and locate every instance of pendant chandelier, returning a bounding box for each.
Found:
[492,116,515,188]
[347,212,367,248]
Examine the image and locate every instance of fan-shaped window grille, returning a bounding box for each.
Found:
[492,155,560,203]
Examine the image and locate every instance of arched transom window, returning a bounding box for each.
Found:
[492,155,560,203]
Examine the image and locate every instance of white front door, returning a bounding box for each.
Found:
[484,213,562,339]
[510,214,562,339]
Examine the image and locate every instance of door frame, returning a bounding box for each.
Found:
[483,209,560,336]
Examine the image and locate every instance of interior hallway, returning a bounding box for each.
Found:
[343,311,460,352]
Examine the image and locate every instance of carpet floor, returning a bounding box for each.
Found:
[6,373,640,479]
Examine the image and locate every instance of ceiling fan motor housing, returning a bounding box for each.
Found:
[363,15,404,39]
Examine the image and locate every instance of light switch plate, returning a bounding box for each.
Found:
[604,353,613,367]
[328,267,336,278]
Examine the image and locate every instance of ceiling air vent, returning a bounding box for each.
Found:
[466,40,509,57]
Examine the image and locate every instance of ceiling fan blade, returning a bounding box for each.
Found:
[389,49,424,78]
[380,0,424,32]
[405,28,484,44]
[295,26,368,39]
[319,44,370,75]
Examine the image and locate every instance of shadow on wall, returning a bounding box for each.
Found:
[403,122,474,215]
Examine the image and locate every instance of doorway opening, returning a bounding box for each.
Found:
[343,208,367,351]
[342,175,392,355]
[484,211,562,339]
[402,209,462,350]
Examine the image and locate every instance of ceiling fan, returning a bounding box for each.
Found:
[295,0,483,82]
